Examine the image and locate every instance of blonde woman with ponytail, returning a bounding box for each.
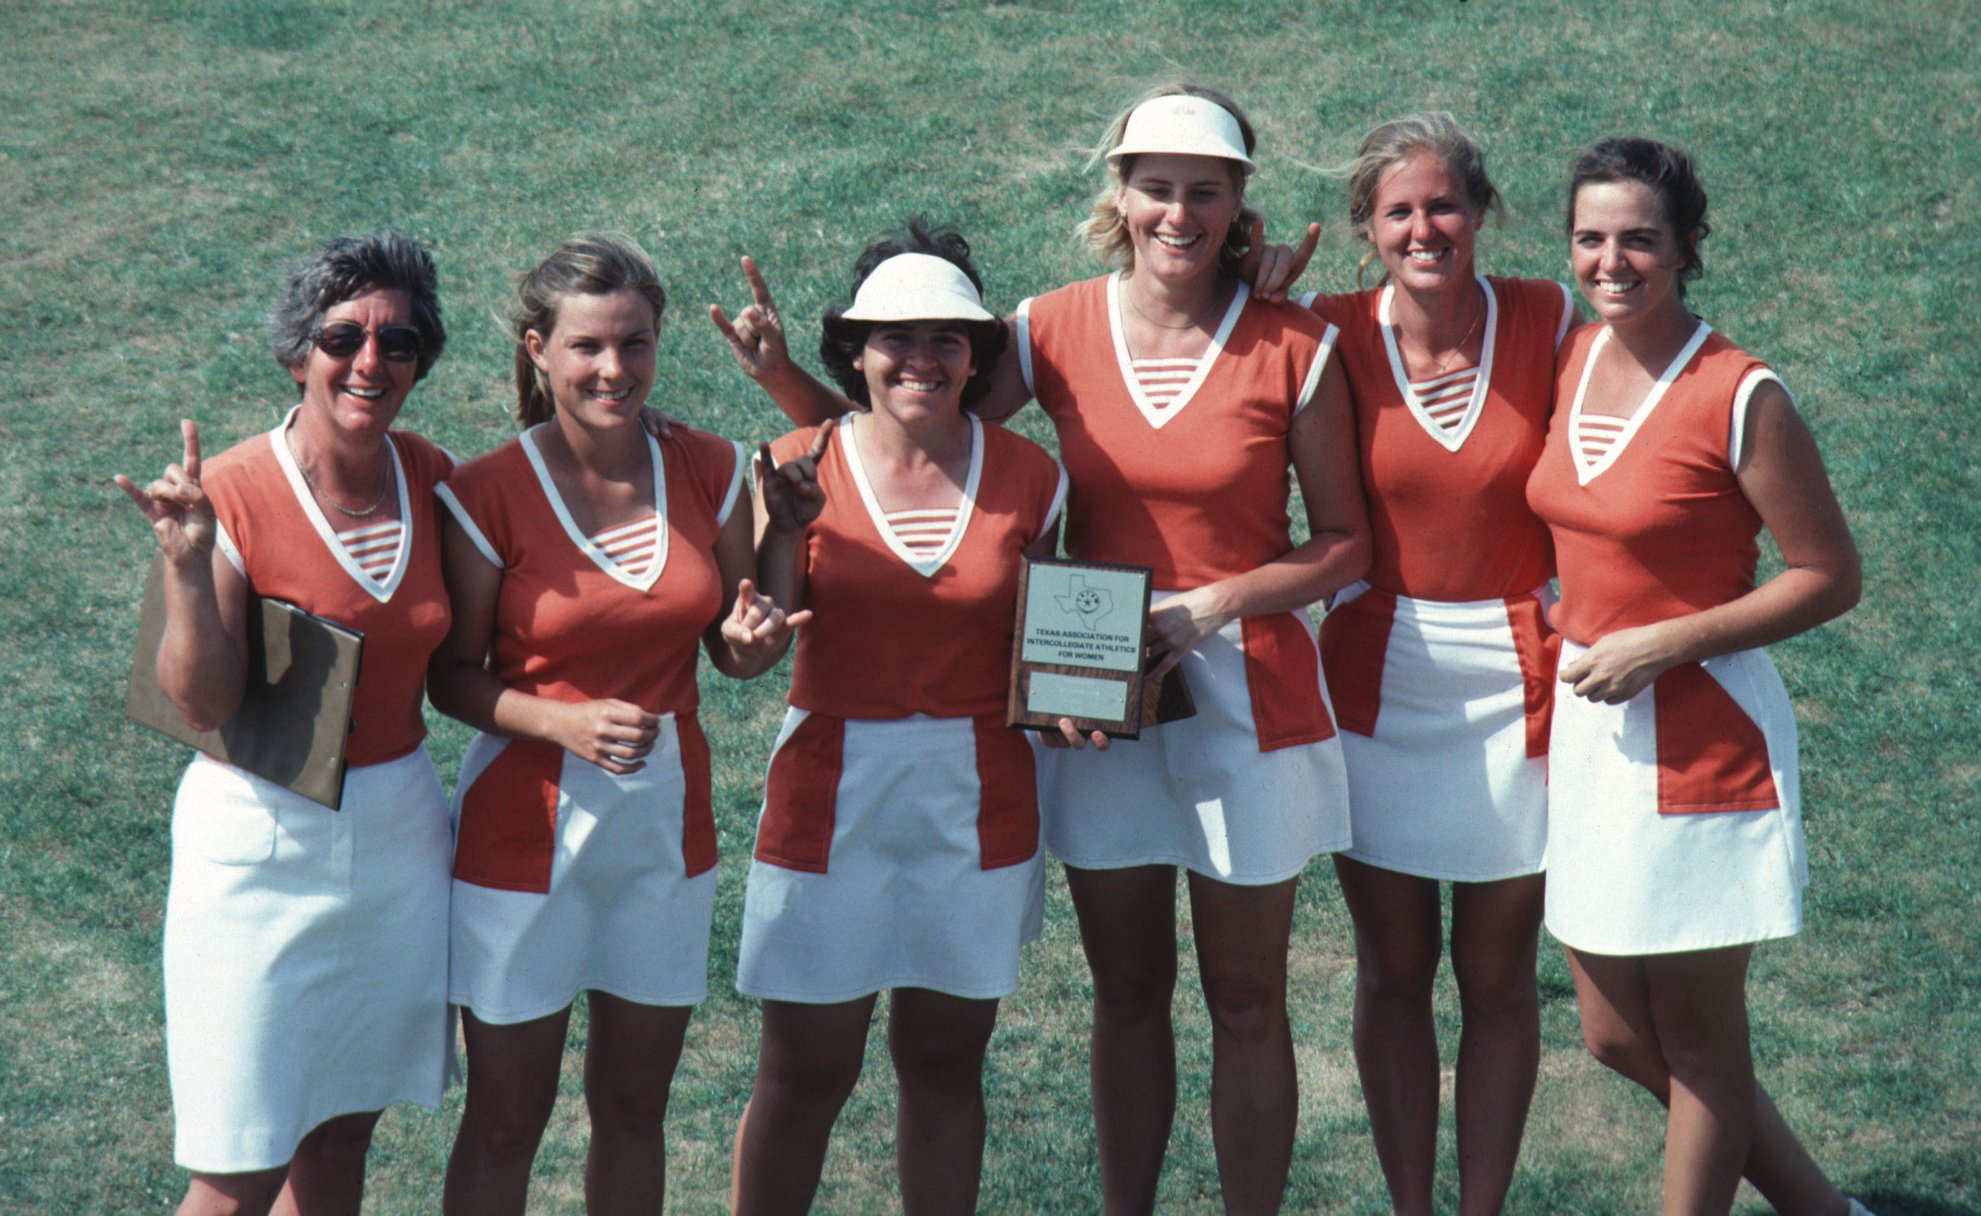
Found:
[428,235,802,1214]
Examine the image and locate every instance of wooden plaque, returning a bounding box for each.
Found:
[1007,556,1193,740]
[124,556,364,810]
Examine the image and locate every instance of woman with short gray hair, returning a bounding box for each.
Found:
[116,227,456,1216]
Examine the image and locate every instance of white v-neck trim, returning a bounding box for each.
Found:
[1380,275,1499,452]
[1108,271,1248,430]
[1567,320,1714,486]
[519,425,669,591]
[271,406,410,603]
[840,411,982,579]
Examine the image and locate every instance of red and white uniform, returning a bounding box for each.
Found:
[1527,321,1809,954]
[164,407,453,1171]
[1305,277,1572,880]
[1018,274,1350,883]
[737,414,1066,1001]
[437,424,743,1020]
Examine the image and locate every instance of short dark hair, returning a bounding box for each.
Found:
[270,228,446,381]
[817,218,1007,410]
[1567,136,1711,296]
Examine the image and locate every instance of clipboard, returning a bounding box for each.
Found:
[125,556,364,810]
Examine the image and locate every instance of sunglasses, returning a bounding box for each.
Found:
[311,322,422,363]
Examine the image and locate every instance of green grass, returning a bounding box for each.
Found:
[3,0,1976,1211]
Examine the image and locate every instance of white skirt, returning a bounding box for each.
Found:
[1039,607,1351,885]
[1545,643,1808,955]
[1326,583,1553,882]
[164,748,452,1172]
[737,711,1045,1003]
[450,717,718,1024]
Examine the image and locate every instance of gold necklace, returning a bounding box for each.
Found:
[1124,279,1227,333]
[288,426,392,518]
[1425,289,1486,377]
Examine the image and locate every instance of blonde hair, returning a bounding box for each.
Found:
[1075,83,1256,271]
[510,234,667,427]
[1338,112,1503,285]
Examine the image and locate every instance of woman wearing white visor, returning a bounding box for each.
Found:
[728,221,1068,1214]
[716,86,1367,1215]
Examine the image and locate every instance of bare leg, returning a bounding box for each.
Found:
[1064,863,1180,1215]
[177,1168,288,1216]
[731,995,877,1216]
[1448,873,1544,1216]
[442,1004,571,1216]
[1188,871,1300,1216]
[1568,947,1850,1216]
[1332,855,1444,1216]
[271,1109,382,1216]
[889,988,1001,1214]
[583,992,691,1216]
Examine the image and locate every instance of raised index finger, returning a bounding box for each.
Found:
[1292,221,1321,273]
[805,417,836,463]
[181,418,202,482]
[741,255,775,311]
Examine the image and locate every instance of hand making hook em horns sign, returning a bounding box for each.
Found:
[755,417,834,536]
[709,255,793,385]
[1236,213,1322,305]
[720,576,813,662]
[114,418,216,567]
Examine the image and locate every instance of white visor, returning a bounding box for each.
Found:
[840,252,994,323]
[1105,94,1255,175]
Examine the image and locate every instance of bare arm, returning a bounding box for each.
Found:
[114,419,249,731]
[709,255,854,427]
[1145,356,1371,674]
[705,485,812,679]
[965,315,1035,424]
[750,422,833,627]
[427,514,660,775]
[1559,381,1861,703]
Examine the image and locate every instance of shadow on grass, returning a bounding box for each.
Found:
[1848,1198,1981,1216]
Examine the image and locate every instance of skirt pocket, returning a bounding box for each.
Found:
[176,760,278,866]
[1652,662,1781,813]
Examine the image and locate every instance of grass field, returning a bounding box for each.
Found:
[2,0,1976,1212]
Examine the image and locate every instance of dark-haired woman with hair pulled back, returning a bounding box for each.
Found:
[427,235,800,1214]
[1528,137,1874,1216]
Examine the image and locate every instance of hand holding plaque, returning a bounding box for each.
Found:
[1007,557,1195,740]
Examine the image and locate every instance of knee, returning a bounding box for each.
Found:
[1200,970,1288,1043]
[463,1083,558,1159]
[1452,947,1539,1021]
[757,1052,863,1114]
[586,1073,673,1139]
[180,1172,286,1216]
[889,1031,989,1091]
[1090,957,1179,1024]
[1654,1026,1752,1091]
[1579,1021,1666,1090]
[295,1112,379,1167]
[1356,933,1441,1002]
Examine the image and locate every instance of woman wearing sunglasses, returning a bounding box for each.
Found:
[429,235,800,1214]
[115,229,456,1216]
